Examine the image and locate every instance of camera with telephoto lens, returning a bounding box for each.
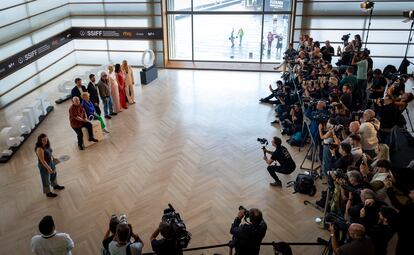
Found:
[341,33,351,42]
[162,204,191,249]
[351,110,364,121]
[325,212,350,231]
[340,184,362,197]
[328,168,348,180]
[238,205,250,221]
[312,111,330,123]
[110,214,127,225]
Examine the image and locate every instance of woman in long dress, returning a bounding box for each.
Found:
[115,64,128,110]
[121,60,135,104]
[108,64,121,113]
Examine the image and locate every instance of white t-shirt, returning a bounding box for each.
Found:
[31,233,74,255]
[108,241,143,255]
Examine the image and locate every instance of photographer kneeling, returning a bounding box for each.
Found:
[263,137,296,186]
[151,222,182,255]
[230,207,267,255]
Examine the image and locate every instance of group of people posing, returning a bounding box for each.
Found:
[69,60,136,150]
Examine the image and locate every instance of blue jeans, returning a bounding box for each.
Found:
[103,96,113,116]
[38,163,57,193]
[322,144,332,176]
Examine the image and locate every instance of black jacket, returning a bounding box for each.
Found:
[87,82,100,105]
[71,85,87,102]
[230,218,267,255]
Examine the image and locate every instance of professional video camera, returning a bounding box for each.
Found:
[325,212,350,231]
[162,204,191,249]
[351,110,364,121]
[238,205,250,222]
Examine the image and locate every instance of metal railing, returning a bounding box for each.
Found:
[142,240,327,255]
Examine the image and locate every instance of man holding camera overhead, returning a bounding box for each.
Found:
[108,215,143,255]
[230,207,267,255]
[263,136,296,187]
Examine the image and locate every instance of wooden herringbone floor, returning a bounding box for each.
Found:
[0,67,328,255]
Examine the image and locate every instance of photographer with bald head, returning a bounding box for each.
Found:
[329,223,374,255]
[359,110,380,158]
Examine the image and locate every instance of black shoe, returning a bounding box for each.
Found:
[78,145,84,150]
[270,180,282,187]
[110,112,117,116]
[259,98,267,103]
[89,138,99,142]
[46,192,58,197]
[105,115,112,119]
[53,185,65,190]
[271,120,279,125]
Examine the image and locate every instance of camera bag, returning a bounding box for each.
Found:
[288,174,317,196]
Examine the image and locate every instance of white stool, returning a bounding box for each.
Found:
[10,116,31,135]
[36,94,52,115]
[82,121,104,148]
[0,127,23,147]
[26,101,42,125]
[22,109,36,129]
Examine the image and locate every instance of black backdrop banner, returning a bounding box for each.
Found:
[0,27,163,80]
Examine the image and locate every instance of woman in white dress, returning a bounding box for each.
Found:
[121,60,135,104]
[108,64,121,113]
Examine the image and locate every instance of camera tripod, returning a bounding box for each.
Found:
[299,117,321,179]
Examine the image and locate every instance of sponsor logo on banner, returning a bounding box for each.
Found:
[52,39,59,46]
[123,32,132,38]
[18,57,24,64]
[8,62,15,68]
[80,30,85,36]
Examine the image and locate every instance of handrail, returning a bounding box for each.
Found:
[141,241,326,255]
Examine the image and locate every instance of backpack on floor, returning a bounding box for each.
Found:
[288,174,317,196]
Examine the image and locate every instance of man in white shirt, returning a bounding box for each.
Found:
[31,215,74,255]
[108,223,143,255]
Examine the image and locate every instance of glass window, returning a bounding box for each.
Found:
[193,0,263,12]
[0,36,32,60]
[167,0,191,11]
[262,14,290,62]
[0,5,28,27]
[264,0,291,12]
[193,14,262,62]
[168,14,192,60]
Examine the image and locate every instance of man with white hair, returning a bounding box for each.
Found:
[97,71,116,119]
[329,223,374,255]
[69,96,98,150]
[359,109,380,158]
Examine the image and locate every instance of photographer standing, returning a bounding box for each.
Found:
[230,208,267,255]
[263,137,296,186]
[150,222,182,255]
[108,223,143,255]
[351,53,368,109]
[359,110,380,158]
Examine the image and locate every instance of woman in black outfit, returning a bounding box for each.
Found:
[35,134,64,198]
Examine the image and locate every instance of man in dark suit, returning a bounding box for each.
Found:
[71,78,87,102]
[87,74,101,116]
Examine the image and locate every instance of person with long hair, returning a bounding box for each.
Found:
[115,63,128,110]
[35,134,64,198]
[121,60,136,104]
[108,64,121,113]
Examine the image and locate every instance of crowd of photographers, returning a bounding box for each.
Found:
[260,33,414,255]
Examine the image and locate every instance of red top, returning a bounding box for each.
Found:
[117,72,125,89]
[69,104,86,128]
